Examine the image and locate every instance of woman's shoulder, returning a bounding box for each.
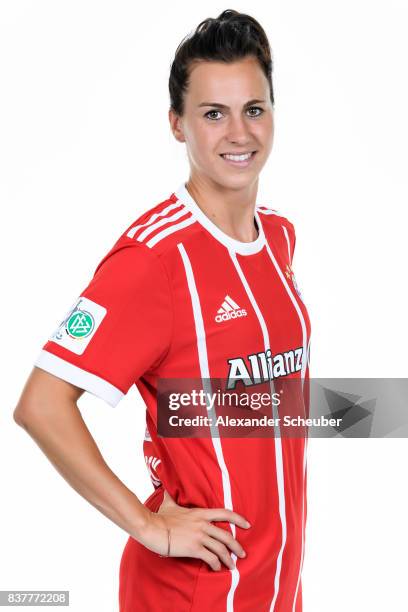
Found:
[256,203,295,232]
[121,192,180,241]
[114,190,199,256]
[95,189,200,274]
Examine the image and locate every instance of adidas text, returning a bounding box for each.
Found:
[215,308,247,323]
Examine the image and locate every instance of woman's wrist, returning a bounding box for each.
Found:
[129,504,154,541]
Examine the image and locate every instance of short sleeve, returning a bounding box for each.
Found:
[34,242,173,407]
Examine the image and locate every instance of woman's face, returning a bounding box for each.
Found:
[170,55,274,191]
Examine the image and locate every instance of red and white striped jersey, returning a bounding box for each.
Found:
[35,182,312,612]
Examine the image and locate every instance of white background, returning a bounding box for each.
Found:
[1,1,407,610]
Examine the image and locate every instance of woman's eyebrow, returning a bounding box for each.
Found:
[197,99,266,108]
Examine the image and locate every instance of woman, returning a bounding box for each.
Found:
[14,10,311,611]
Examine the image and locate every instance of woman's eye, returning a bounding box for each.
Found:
[205,110,222,120]
[247,106,264,117]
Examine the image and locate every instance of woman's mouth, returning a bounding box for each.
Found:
[219,151,257,168]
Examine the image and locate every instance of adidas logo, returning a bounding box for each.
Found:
[215,295,247,323]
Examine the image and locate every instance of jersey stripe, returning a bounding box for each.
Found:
[293,337,312,611]
[293,435,308,611]
[256,206,282,216]
[136,207,190,242]
[261,218,309,611]
[228,250,287,611]
[34,349,124,407]
[126,201,183,239]
[146,215,196,248]
[282,225,292,264]
[264,242,308,383]
[177,242,240,612]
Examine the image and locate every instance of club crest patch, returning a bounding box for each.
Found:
[49,296,107,355]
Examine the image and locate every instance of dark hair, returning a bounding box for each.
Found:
[169,9,274,116]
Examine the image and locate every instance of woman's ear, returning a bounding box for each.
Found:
[168,109,186,144]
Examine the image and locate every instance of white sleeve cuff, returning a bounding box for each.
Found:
[34,349,124,408]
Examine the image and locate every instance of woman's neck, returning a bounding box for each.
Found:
[185,177,259,243]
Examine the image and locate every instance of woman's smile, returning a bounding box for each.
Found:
[219,150,258,168]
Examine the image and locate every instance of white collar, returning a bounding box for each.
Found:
[174,182,266,256]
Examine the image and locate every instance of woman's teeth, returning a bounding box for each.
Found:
[222,152,254,161]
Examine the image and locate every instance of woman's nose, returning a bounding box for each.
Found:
[225,115,252,145]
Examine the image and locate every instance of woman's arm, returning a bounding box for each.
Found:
[13,367,151,538]
[13,368,250,571]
